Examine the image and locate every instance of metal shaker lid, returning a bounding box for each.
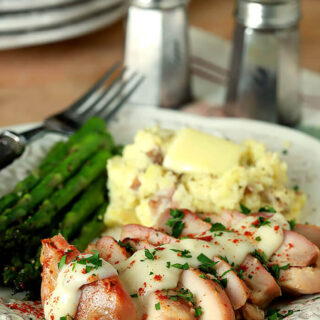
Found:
[130,0,189,9]
[235,0,301,29]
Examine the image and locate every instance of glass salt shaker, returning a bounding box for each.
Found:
[124,0,192,108]
[226,0,301,126]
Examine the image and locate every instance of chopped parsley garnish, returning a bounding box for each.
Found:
[197,253,218,275]
[166,261,171,268]
[266,308,297,319]
[60,316,74,320]
[218,255,229,264]
[144,249,156,260]
[197,253,216,267]
[74,250,102,273]
[220,269,232,278]
[219,278,228,288]
[200,273,209,279]
[171,262,189,270]
[253,249,268,266]
[195,306,203,318]
[170,249,192,258]
[210,222,226,232]
[155,302,161,310]
[269,264,290,280]
[293,185,300,191]
[252,216,271,228]
[58,254,67,269]
[288,219,296,230]
[259,205,276,213]
[149,272,154,275]
[118,240,134,253]
[240,203,251,214]
[130,293,138,298]
[255,236,262,241]
[177,288,195,304]
[166,209,185,238]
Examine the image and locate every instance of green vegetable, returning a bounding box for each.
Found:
[252,249,268,266]
[170,249,192,258]
[22,150,110,233]
[155,302,161,310]
[59,176,106,240]
[195,306,203,318]
[210,222,226,232]
[166,209,185,238]
[0,132,111,231]
[240,203,251,214]
[289,219,296,230]
[58,254,67,269]
[252,216,271,228]
[171,263,189,270]
[144,249,156,260]
[269,264,290,280]
[72,203,107,252]
[258,205,276,213]
[0,118,108,213]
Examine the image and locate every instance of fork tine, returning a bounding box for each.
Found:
[91,71,138,117]
[62,61,121,116]
[99,74,144,121]
[78,66,127,120]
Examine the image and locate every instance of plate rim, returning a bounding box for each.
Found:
[3,111,320,147]
[0,0,123,32]
[0,4,126,50]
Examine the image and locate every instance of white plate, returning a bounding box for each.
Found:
[0,0,123,32]
[1,105,320,319]
[0,4,126,50]
[0,0,86,12]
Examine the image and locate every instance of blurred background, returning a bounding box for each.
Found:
[0,0,319,126]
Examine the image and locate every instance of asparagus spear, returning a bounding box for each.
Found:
[0,132,111,231]
[0,117,110,213]
[73,202,108,251]
[4,202,107,295]
[7,203,108,295]
[4,149,111,240]
[59,176,106,240]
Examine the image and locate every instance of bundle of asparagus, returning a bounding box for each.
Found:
[0,118,116,298]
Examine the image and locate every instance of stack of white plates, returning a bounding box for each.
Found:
[0,0,126,49]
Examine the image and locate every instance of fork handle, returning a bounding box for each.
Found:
[0,126,44,170]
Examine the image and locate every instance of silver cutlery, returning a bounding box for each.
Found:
[0,62,143,169]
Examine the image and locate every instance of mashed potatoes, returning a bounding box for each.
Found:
[105,126,305,227]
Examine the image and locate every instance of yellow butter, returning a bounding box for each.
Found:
[163,128,243,175]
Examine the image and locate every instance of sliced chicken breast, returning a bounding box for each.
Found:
[41,234,138,320]
[156,209,211,236]
[179,268,235,320]
[270,230,319,267]
[241,255,281,308]
[142,290,195,320]
[213,257,250,310]
[95,236,129,265]
[241,303,264,320]
[121,224,176,245]
[294,224,320,249]
[279,267,320,295]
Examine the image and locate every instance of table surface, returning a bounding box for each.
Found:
[0,0,319,127]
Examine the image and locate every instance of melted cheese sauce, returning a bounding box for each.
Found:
[118,213,289,298]
[44,213,289,319]
[44,254,117,320]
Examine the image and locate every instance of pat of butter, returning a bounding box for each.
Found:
[163,128,242,175]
